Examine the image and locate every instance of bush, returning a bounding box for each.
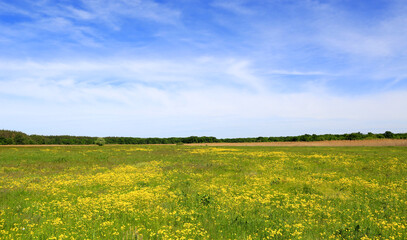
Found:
[95,137,106,146]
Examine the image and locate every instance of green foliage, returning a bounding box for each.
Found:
[0,130,29,144]
[1,129,407,145]
[95,137,106,146]
[384,131,394,139]
[345,132,364,140]
[13,132,28,144]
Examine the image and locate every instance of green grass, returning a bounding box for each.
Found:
[0,145,406,239]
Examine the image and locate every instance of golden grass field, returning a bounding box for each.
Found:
[1,145,406,239]
[187,139,407,146]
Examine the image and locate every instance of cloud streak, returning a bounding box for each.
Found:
[1,59,407,135]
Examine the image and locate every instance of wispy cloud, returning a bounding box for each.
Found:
[1,59,407,120]
[212,0,254,15]
[80,0,181,29]
[314,11,407,59]
[0,0,180,48]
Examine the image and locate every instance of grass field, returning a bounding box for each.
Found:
[0,145,406,239]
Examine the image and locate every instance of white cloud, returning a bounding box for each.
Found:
[0,0,181,46]
[65,6,94,20]
[0,58,263,89]
[308,1,407,59]
[1,58,407,137]
[265,70,326,76]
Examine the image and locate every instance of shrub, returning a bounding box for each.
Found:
[95,137,106,146]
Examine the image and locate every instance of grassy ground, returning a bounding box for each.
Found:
[0,145,406,239]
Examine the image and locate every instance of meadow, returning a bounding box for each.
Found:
[0,145,406,239]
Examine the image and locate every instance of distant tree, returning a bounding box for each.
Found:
[256,137,268,142]
[346,132,364,140]
[365,132,376,139]
[95,137,106,146]
[13,132,28,144]
[299,134,311,142]
[0,136,6,145]
[384,131,394,139]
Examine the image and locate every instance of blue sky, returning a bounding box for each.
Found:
[1,0,407,137]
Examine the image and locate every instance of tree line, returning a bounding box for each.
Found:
[0,129,406,145]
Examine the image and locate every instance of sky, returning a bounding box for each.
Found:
[1,0,407,138]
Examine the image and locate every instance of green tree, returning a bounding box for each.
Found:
[95,137,106,146]
[13,133,28,144]
[384,131,394,139]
